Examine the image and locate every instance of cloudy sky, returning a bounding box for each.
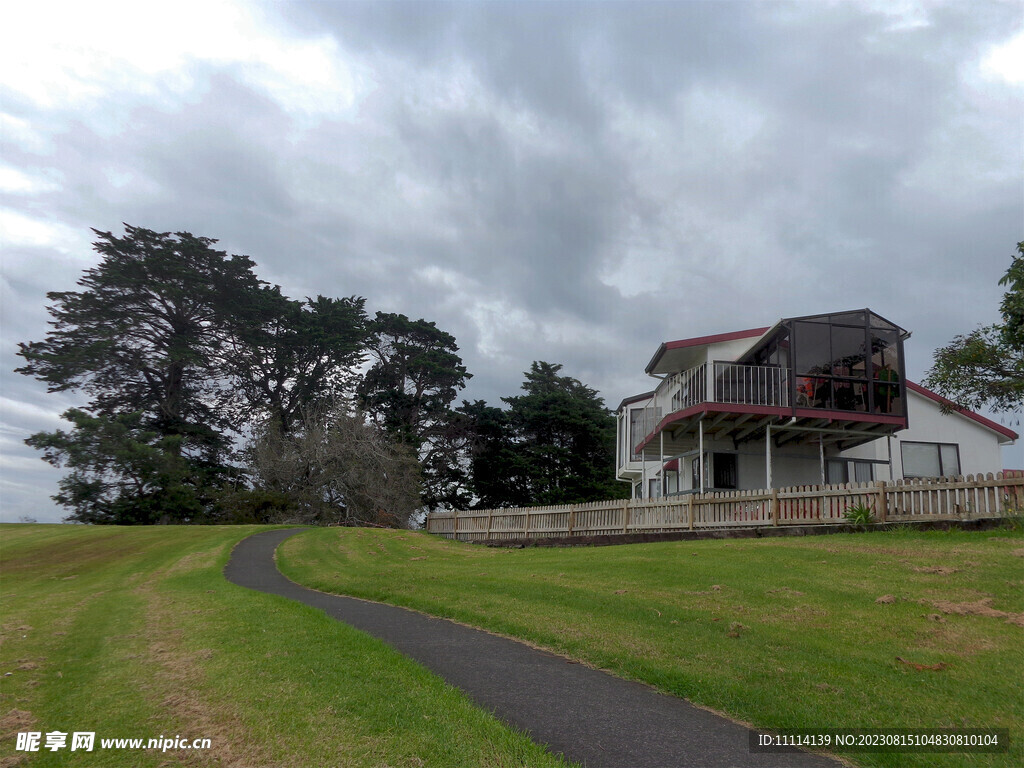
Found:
[2,0,1022,522]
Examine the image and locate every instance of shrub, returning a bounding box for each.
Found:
[843,503,876,530]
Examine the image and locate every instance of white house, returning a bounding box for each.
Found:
[616,309,1017,499]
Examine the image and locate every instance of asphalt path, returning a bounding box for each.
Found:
[223,528,842,768]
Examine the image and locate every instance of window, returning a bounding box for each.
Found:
[901,442,960,478]
[713,453,738,489]
[830,325,867,376]
[629,408,644,460]
[826,459,848,484]
[827,459,875,484]
[794,321,832,376]
[853,461,874,483]
[691,456,704,490]
[789,313,904,414]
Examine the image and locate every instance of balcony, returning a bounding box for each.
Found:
[632,362,789,454]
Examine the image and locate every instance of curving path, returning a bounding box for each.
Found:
[224,528,841,768]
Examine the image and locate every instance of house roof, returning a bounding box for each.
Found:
[906,381,1018,442]
[644,327,769,374]
[616,390,655,412]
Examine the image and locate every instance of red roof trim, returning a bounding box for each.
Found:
[635,403,787,452]
[792,408,906,426]
[906,381,1018,440]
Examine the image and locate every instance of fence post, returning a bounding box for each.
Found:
[524,511,531,539]
[875,480,887,523]
[486,508,493,540]
[687,493,695,530]
[986,472,997,517]
[568,507,576,536]
[771,488,779,526]
[452,511,458,540]
[623,502,631,534]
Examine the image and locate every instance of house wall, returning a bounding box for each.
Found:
[892,390,1006,477]
[707,338,763,366]
[837,388,1009,478]
[672,438,825,492]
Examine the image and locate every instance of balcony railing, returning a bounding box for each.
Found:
[670,364,707,411]
[631,362,790,454]
[713,362,789,407]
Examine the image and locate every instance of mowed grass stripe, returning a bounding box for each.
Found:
[0,525,575,768]
[278,526,1024,768]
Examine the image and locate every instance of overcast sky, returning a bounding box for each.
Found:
[2,0,1022,523]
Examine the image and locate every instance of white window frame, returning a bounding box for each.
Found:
[629,407,645,461]
[901,441,961,479]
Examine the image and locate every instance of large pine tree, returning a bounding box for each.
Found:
[357,312,472,510]
[463,362,628,507]
[18,226,269,522]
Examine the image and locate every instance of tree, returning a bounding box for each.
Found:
[228,291,369,436]
[458,399,522,508]
[16,225,279,522]
[925,242,1024,412]
[17,225,266,468]
[247,403,422,527]
[462,362,629,507]
[25,409,219,524]
[17,224,457,525]
[357,312,471,509]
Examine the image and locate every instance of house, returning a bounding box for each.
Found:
[616,309,1018,499]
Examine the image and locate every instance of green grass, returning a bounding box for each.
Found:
[278,526,1024,768]
[0,525,573,767]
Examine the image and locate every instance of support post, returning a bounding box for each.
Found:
[698,418,705,494]
[765,424,773,490]
[641,448,647,499]
[660,431,665,498]
[615,411,621,477]
[819,438,825,485]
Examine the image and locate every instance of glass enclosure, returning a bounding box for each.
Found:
[742,309,905,416]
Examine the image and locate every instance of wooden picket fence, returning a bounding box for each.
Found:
[425,472,1024,542]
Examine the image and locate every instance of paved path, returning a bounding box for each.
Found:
[224,528,841,768]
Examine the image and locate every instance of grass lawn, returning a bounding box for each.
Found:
[278,525,1024,768]
[0,525,573,768]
